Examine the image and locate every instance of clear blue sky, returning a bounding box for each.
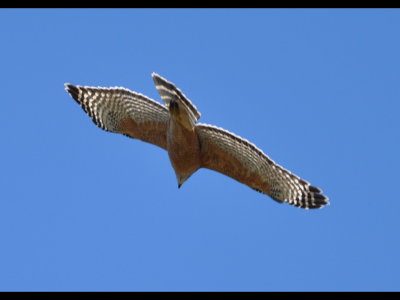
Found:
[1,9,399,291]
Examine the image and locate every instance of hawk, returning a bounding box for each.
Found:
[65,73,329,209]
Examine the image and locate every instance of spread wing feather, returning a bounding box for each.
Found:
[65,84,169,150]
[196,123,329,209]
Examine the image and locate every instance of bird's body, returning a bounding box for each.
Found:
[65,73,329,209]
[167,114,201,187]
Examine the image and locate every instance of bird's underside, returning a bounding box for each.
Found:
[65,73,329,209]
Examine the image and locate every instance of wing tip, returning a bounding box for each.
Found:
[64,82,73,92]
[297,187,330,210]
[270,184,329,210]
[64,83,81,103]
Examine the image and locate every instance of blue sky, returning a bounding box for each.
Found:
[1,9,399,291]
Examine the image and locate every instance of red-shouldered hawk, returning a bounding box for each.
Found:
[65,73,329,209]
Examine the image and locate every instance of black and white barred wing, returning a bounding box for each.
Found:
[196,124,329,209]
[65,84,169,150]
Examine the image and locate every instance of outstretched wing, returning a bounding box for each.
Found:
[152,73,201,127]
[196,124,329,209]
[65,84,169,150]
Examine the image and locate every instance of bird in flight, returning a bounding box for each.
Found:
[65,73,329,209]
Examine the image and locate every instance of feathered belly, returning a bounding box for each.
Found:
[167,121,201,176]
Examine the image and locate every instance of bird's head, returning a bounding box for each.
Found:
[176,173,193,188]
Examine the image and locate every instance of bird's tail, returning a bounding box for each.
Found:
[152,73,201,128]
